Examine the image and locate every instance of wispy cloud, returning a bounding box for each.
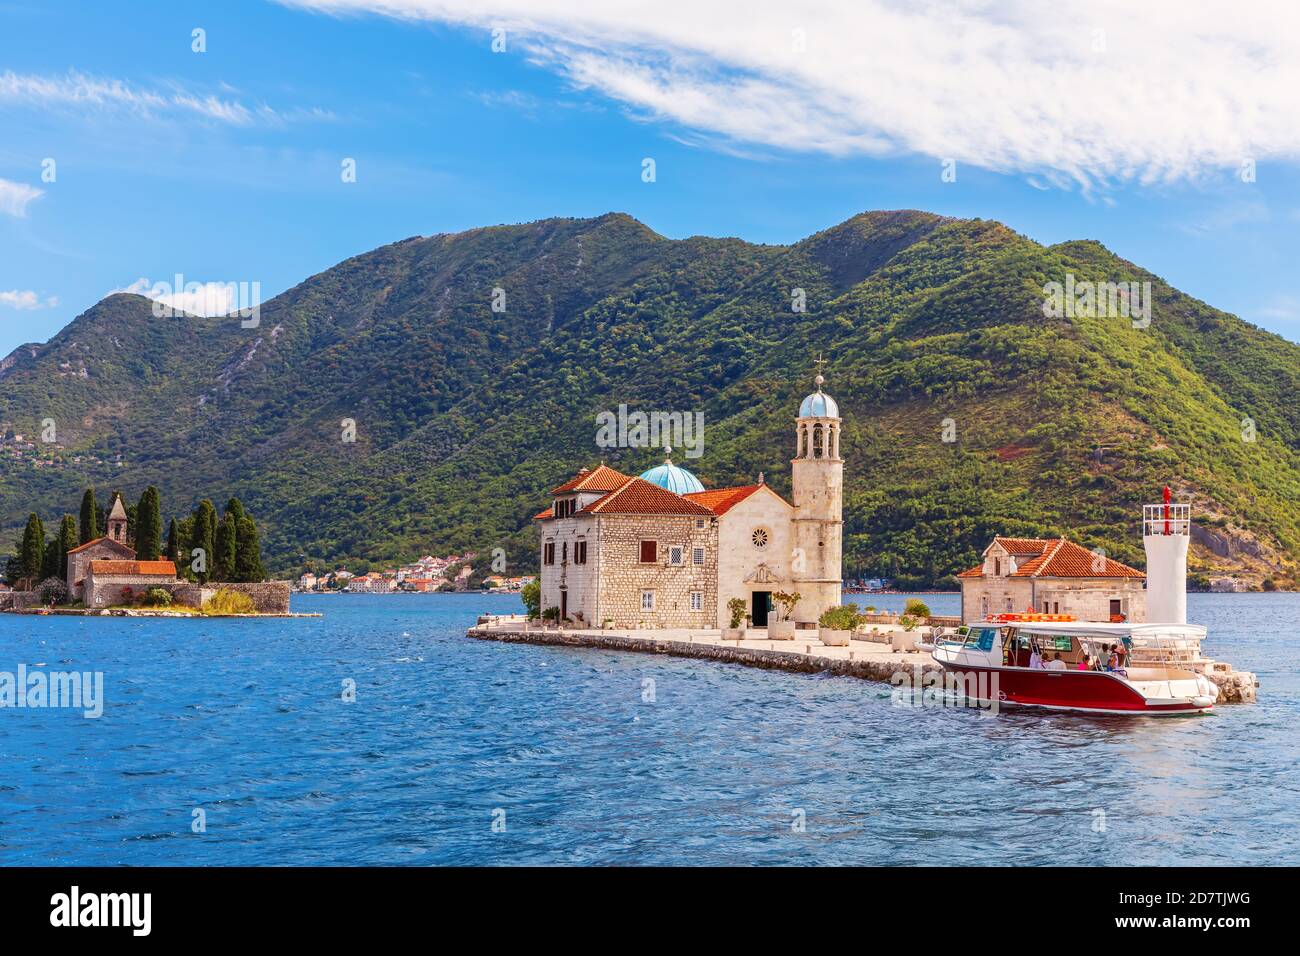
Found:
[0,178,43,217]
[0,69,331,125]
[280,0,1300,188]
[0,289,58,310]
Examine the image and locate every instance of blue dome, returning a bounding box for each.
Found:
[799,389,839,418]
[639,460,705,494]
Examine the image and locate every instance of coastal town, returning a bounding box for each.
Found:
[295,552,532,595]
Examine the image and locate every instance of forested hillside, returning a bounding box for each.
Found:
[2,210,1297,587]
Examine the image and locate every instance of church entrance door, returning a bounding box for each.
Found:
[751,591,771,627]
[560,589,568,621]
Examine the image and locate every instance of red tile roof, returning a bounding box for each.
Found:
[580,477,715,516]
[684,484,787,516]
[533,506,554,520]
[67,535,134,556]
[88,560,177,576]
[960,538,1143,579]
[550,464,633,495]
[1014,539,1144,578]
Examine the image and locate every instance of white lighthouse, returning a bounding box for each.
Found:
[1142,486,1190,625]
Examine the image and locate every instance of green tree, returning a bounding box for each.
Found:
[234,515,265,582]
[42,535,61,580]
[190,500,217,584]
[521,578,541,619]
[56,515,78,579]
[134,485,163,560]
[225,498,246,526]
[165,518,179,564]
[19,513,45,589]
[78,488,99,544]
[214,513,237,582]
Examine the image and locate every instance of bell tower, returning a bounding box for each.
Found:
[106,493,128,545]
[790,359,843,624]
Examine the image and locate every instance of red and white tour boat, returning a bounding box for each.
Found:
[931,618,1218,716]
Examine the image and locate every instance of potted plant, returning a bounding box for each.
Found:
[818,603,861,646]
[541,606,560,629]
[722,598,747,641]
[768,590,801,640]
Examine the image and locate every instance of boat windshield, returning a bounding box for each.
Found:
[963,626,999,652]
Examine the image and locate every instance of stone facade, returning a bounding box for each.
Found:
[66,535,135,595]
[536,377,844,629]
[83,565,177,609]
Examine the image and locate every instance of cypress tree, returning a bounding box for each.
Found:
[57,515,78,579]
[42,536,61,581]
[225,498,246,526]
[234,515,265,583]
[191,500,217,584]
[213,513,237,582]
[134,486,163,560]
[79,488,99,544]
[19,514,44,588]
[166,518,179,564]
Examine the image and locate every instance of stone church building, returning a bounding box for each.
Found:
[65,493,178,607]
[957,536,1147,624]
[535,375,843,629]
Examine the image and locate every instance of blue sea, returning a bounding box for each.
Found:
[1,592,1297,866]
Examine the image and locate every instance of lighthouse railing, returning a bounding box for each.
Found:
[1142,502,1190,537]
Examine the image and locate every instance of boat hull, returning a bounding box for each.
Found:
[935,662,1213,716]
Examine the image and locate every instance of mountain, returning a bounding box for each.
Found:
[2,210,1298,587]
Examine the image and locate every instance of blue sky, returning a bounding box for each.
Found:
[2,0,1299,354]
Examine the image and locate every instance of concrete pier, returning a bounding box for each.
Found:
[467,616,1257,705]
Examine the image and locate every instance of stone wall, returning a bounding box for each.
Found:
[206,582,291,613]
[594,514,717,628]
[84,571,178,609]
[960,576,1146,623]
[0,590,40,610]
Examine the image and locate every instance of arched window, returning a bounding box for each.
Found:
[813,424,824,458]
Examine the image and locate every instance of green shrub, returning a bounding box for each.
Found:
[818,603,862,631]
[143,587,173,607]
[903,598,931,619]
[771,590,801,622]
[36,576,70,606]
[203,589,257,615]
[726,597,747,629]
[541,606,560,622]
[899,614,919,631]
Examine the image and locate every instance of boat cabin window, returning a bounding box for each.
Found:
[964,627,998,651]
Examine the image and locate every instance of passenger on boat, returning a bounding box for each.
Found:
[1077,654,1091,671]
[1029,644,1044,669]
[1044,653,1067,671]
[1107,647,1121,671]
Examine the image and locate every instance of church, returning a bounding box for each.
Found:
[534,373,843,629]
[65,493,179,607]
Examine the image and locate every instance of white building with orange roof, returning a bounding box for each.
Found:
[534,375,844,629]
[957,536,1147,624]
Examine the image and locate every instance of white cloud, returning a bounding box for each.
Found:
[0,70,329,125]
[112,277,242,317]
[0,290,58,310]
[0,178,43,217]
[280,0,1300,187]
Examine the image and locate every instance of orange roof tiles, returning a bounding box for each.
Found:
[684,484,783,516]
[67,535,134,555]
[533,506,554,520]
[88,560,177,576]
[961,538,1144,579]
[550,464,633,495]
[580,477,715,516]
[1014,539,1144,578]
